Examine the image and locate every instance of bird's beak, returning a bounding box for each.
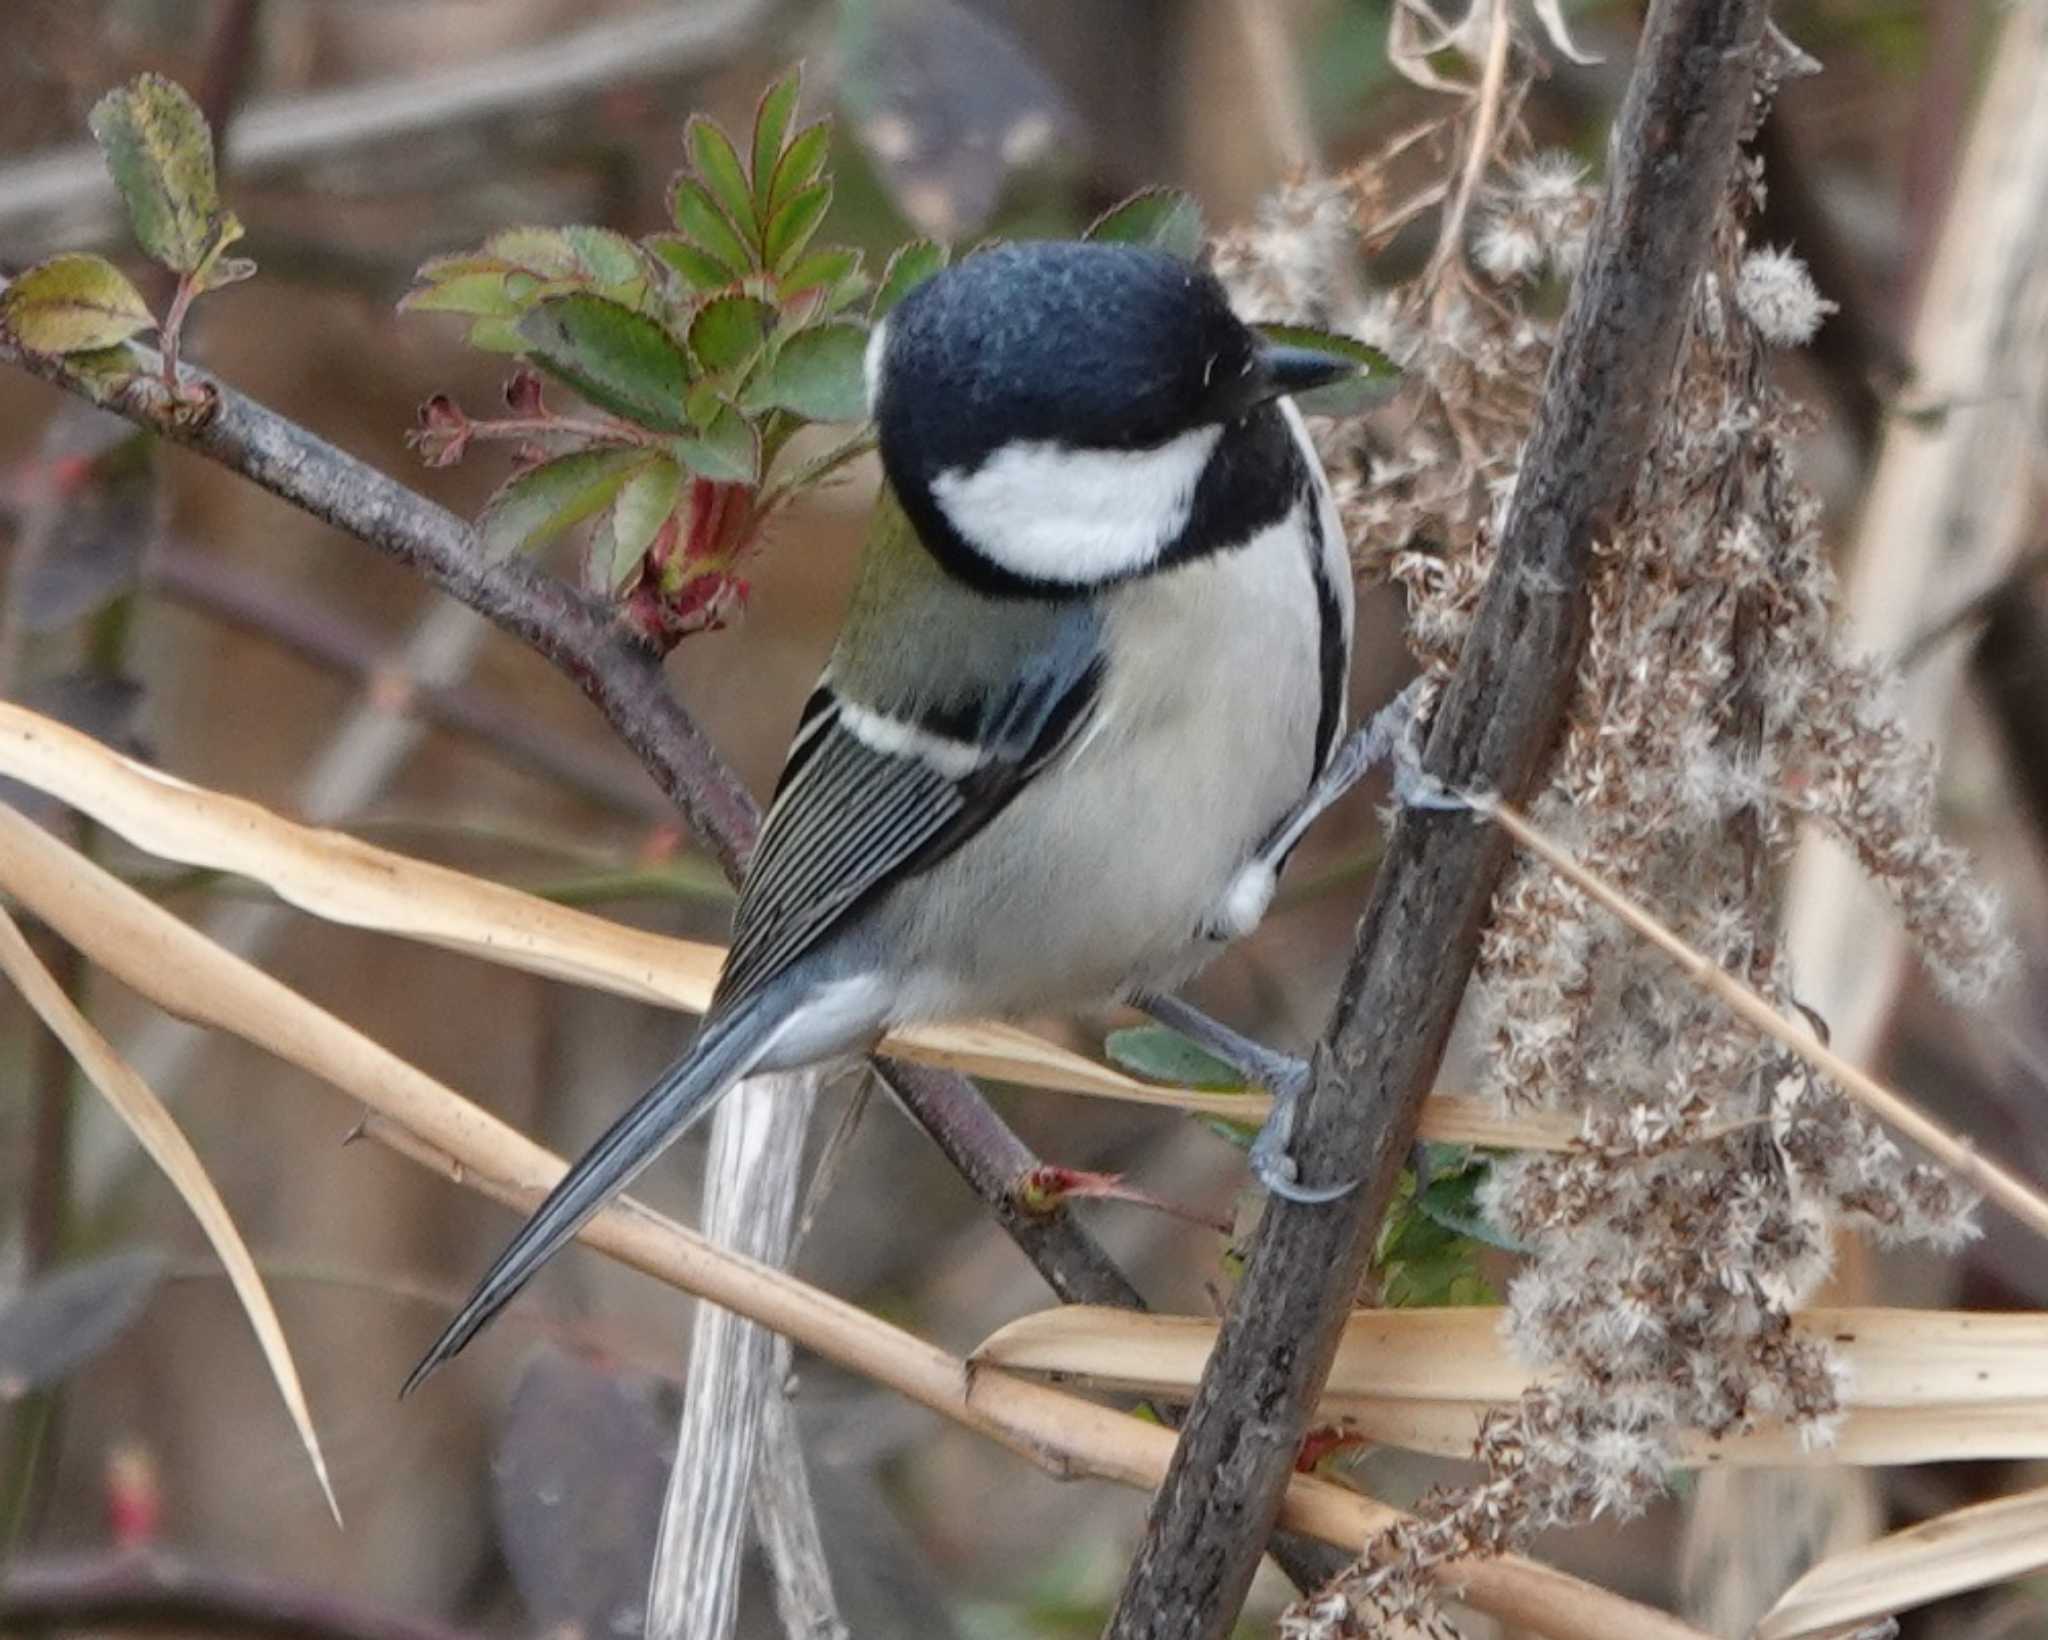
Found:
[1256,340,1359,402]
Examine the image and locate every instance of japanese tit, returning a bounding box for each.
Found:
[405,240,1361,1389]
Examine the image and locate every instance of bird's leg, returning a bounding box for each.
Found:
[1132,992,1351,1205]
[1257,678,1427,869]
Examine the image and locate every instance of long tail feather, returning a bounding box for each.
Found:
[401,1002,777,1394]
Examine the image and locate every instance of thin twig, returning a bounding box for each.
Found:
[1104,1,1771,1633]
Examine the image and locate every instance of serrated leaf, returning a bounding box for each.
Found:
[648,235,739,295]
[1086,188,1204,260]
[780,246,860,300]
[765,180,833,275]
[687,115,758,246]
[482,226,582,279]
[605,457,681,588]
[762,322,869,423]
[667,177,754,277]
[399,271,524,318]
[824,270,873,316]
[872,238,948,319]
[516,295,693,433]
[88,74,222,275]
[0,1249,168,1399]
[1104,1025,1246,1092]
[479,447,647,559]
[467,316,527,353]
[563,225,645,289]
[683,376,727,429]
[670,403,759,484]
[766,122,831,218]
[1253,321,1401,416]
[752,66,803,214]
[687,294,771,374]
[0,253,155,354]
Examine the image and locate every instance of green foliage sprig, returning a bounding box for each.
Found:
[0,75,253,406]
[401,66,951,648]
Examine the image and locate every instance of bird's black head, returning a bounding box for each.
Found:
[867,241,1353,596]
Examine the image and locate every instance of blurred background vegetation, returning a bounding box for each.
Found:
[1,2,2039,1636]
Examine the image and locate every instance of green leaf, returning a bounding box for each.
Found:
[478,447,646,560]
[191,210,254,293]
[88,74,223,275]
[752,66,803,214]
[399,271,525,318]
[467,316,528,353]
[667,178,755,277]
[1414,1150,1529,1254]
[516,295,693,433]
[687,115,758,246]
[687,294,771,374]
[765,181,833,275]
[1103,1025,1246,1092]
[562,226,645,290]
[780,247,860,300]
[1252,321,1401,415]
[1085,188,1204,260]
[766,122,832,218]
[0,253,156,354]
[647,235,739,296]
[761,322,869,423]
[872,238,948,318]
[482,226,582,279]
[605,456,682,587]
[670,402,760,484]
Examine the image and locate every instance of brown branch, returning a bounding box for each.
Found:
[1103,0,1771,1634]
[0,325,1152,1343]
[0,1549,478,1640]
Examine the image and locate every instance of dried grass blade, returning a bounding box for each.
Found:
[974,1305,2048,1466]
[0,700,1579,1150]
[0,803,1711,1640]
[1756,1482,2048,1639]
[0,897,340,1524]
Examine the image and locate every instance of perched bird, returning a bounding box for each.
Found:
[405,240,1365,1390]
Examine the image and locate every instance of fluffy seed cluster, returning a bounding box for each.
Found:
[1224,53,2011,1639]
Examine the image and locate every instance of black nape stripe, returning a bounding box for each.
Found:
[1301,488,1347,776]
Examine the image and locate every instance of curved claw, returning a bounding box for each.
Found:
[1254,1153,1358,1205]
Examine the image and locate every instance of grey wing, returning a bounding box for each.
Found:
[712,629,1104,1013]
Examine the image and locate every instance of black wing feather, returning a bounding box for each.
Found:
[713,637,1103,1013]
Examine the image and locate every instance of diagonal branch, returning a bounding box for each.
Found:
[1104,0,1772,1633]
[0,322,1143,1315]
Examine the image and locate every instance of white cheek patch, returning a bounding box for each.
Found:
[863,320,890,415]
[930,425,1223,586]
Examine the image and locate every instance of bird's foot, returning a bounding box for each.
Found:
[1134,993,1357,1206]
